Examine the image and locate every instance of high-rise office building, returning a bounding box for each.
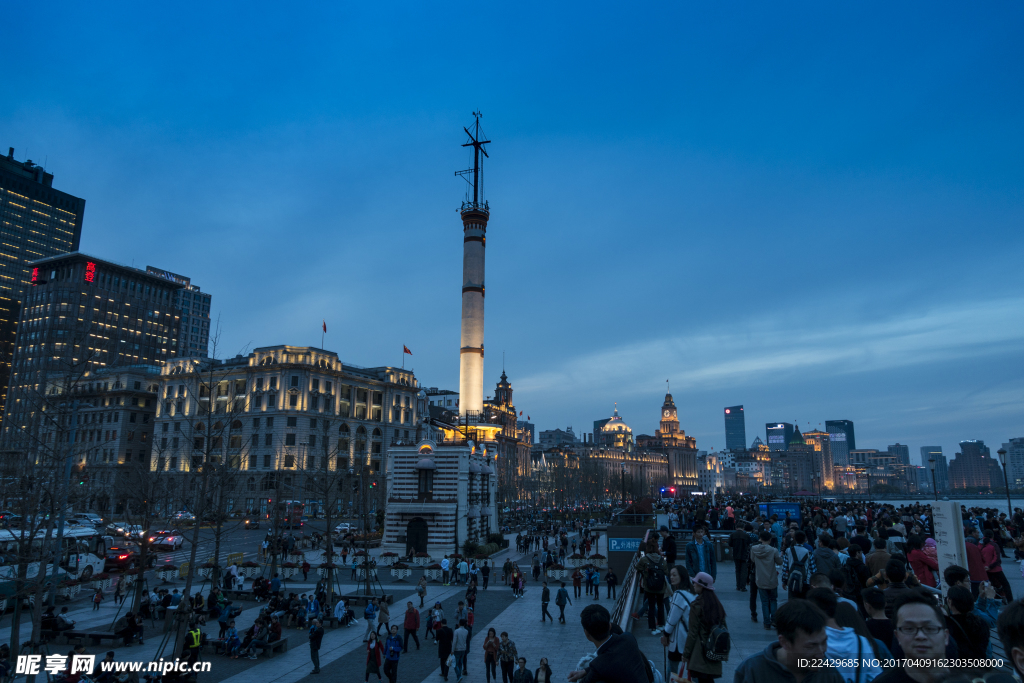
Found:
[0,149,85,424]
[146,267,211,356]
[1003,438,1024,490]
[948,439,1003,490]
[888,443,910,465]
[2,253,203,449]
[920,446,949,492]
[766,422,794,452]
[724,405,746,451]
[825,420,856,466]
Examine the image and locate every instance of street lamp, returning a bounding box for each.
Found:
[928,458,938,502]
[998,448,1012,518]
[620,461,626,508]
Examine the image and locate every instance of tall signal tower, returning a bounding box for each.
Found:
[455,112,491,417]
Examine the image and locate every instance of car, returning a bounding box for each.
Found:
[106,523,142,539]
[73,513,104,527]
[244,518,261,530]
[104,545,141,571]
[146,530,184,550]
[333,523,351,534]
[170,511,195,525]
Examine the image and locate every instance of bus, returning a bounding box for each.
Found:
[281,501,304,529]
[0,526,108,586]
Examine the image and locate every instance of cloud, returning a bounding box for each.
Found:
[516,296,1024,400]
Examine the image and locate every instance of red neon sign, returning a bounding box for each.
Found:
[85,261,96,283]
[31,268,39,284]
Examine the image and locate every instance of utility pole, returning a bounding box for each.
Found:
[48,399,78,605]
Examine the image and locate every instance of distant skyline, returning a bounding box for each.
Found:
[3,2,1021,462]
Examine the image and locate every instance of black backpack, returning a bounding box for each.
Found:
[645,558,666,592]
[704,622,731,661]
[787,547,809,594]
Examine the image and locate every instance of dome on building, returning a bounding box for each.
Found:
[789,425,805,447]
[601,406,632,434]
[415,458,436,470]
[480,464,494,475]
[469,461,482,474]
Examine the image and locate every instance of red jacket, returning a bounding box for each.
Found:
[907,548,938,587]
[965,540,988,581]
[980,541,1004,573]
[404,607,420,630]
[366,641,384,667]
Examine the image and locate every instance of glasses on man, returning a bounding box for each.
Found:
[897,625,944,636]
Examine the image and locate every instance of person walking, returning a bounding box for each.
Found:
[383,625,403,683]
[981,529,1014,602]
[571,568,583,599]
[93,587,103,610]
[308,618,324,674]
[437,619,454,681]
[513,657,534,683]
[442,556,451,586]
[729,524,752,591]
[363,598,378,642]
[498,631,518,683]
[417,576,428,608]
[376,599,391,638]
[453,619,470,682]
[637,538,668,634]
[590,569,601,599]
[365,631,384,682]
[541,582,553,623]
[483,627,500,683]
[781,530,815,601]
[660,565,697,675]
[750,530,782,629]
[685,526,717,581]
[605,569,617,600]
[660,526,678,565]
[679,572,726,683]
[403,601,420,652]
[427,602,444,644]
[555,581,572,623]
[534,657,552,683]
[481,560,491,589]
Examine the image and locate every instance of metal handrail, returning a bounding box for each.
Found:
[611,529,652,633]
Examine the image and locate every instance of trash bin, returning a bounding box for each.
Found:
[721,539,732,561]
[714,537,724,562]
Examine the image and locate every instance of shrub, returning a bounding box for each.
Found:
[487,533,504,545]
[462,540,479,556]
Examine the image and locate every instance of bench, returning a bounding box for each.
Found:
[221,589,253,601]
[266,639,289,657]
[64,630,120,645]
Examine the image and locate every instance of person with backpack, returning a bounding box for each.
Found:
[685,526,717,581]
[660,565,697,675]
[679,572,727,683]
[781,530,816,601]
[383,625,403,683]
[812,534,840,580]
[637,539,668,634]
[554,581,572,623]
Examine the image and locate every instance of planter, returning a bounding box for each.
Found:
[90,578,112,591]
[197,567,217,579]
[424,568,443,583]
[412,556,432,566]
[281,567,297,579]
[565,558,583,568]
[356,568,377,580]
[589,558,607,568]
[317,566,339,578]
[240,566,262,578]
[58,584,79,599]
[546,569,567,580]
[378,554,398,567]
[390,568,412,581]
[157,569,177,583]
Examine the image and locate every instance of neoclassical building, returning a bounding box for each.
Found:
[636,393,698,492]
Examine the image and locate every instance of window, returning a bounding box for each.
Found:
[234,380,246,394]
[311,379,319,391]
[311,396,319,410]
[251,395,262,410]
[287,417,297,427]
[285,453,295,467]
[172,437,179,448]
[309,435,317,448]
[418,469,434,496]
[326,381,332,394]
[142,414,150,424]
[230,435,242,449]
[291,375,299,388]
[270,377,278,390]
[289,394,298,407]
[310,418,317,429]
[127,431,135,441]
[194,437,204,450]
[176,401,183,414]
[134,381,141,390]
[253,418,260,430]
[286,433,296,446]
[162,422,169,432]
[248,453,256,469]
[129,413,137,423]
[268,393,276,408]
[256,378,264,390]
[170,457,177,470]
[263,454,272,468]
[161,437,168,448]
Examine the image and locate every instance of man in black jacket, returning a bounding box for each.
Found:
[308,618,324,674]
[729,526,752,591]
[436,619,454,681]
[659,526,677,565]
[567,605,648,683]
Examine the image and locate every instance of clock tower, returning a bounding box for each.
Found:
[660,393,680,436]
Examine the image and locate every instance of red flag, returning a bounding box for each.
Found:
[519,411,522,416]
[403,345,412,355]
[322,320,327,333]
[527,415,530,420]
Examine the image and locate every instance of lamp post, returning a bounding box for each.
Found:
[998,448,1012,518]
[620,461,626,508]
[928,458,938,502]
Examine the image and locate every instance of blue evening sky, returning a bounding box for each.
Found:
[3,2,1022,464]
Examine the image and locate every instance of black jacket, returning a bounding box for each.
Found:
[729,530,751,560]
[436,626,454,658]
[309,625,324,650]
[662,534,677,563]
[580,633,649,683]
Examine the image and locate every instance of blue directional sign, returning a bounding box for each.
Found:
[609,538,643,552]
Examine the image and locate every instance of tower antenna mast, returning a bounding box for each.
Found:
[456,111,490,208]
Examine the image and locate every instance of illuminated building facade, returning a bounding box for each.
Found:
[948,440,1004,490]
[638,393,698,492]
[802,429,835,490]
[920,446,949,491]
[146,266,211,357]
[825,420,855,466]
[2,254,184,450]
[0,149,85,425]
[766,422,794,451]
[1002,438,1024,490]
